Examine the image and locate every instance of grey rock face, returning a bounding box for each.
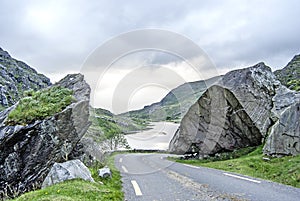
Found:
[170,63,275,155]
[0,47,51,108]
[169,60,300,157]
[42,160,94,188]
[218,62,279,136]
[170,63,300,154]
[264,102,300,156]
[0,74,90,199]
[169,85,262,155]
[271,85,300,118]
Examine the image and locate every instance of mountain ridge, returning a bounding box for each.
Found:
[120,75,222,122]
[0,47,51,109]
[274,54,300,91]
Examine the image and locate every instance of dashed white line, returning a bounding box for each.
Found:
[131,180,143,196]
[121,165,128,173]
[223,173,261,183]
[119,158,123,163]
[183,164,201,169]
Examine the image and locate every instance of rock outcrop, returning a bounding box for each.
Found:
[42,160,94,188]
[0,74,90,199]
[217,62,279,137]
[263,84,300,156]
[169,85,262,155]
[0,47,51,108]
[263,102,300,156]
[169,61,300,156]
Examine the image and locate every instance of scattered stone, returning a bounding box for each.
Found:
[98,167,112,178]
[42,160,94,188]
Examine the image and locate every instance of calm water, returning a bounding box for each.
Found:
[125,122,179,150]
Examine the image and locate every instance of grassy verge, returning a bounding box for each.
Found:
[12,154,123,201]
[172,146,300,188]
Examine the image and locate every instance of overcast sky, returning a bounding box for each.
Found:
[1,0,299,113]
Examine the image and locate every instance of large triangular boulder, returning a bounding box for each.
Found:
[169,85,262,155]
[169,61,300,157]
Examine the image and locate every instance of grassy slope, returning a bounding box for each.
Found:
[13,154,123,201]
[174,146,300,188]
[121,76,221,122]
[88,107,148,137]
[274,54,300,91]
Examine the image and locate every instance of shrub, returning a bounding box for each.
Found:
[6,86,75,125]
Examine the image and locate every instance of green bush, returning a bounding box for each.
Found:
[6,86,75,125]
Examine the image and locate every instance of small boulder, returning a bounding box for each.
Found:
[98,167,112,178]
[42,160,94,188]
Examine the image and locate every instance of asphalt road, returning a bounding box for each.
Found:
[115,153,300,201]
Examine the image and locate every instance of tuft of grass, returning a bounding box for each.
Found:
[6,86,74,126]
[173,146,300,188]
[12,154,123,201]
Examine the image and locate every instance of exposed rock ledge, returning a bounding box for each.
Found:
[0,74,91,199]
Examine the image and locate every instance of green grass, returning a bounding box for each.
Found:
[6,86,74,126]
[12,154,123,201]
[173,146,300,188]
[286,79,300,91]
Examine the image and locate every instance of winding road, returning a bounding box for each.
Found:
[115,153,300,201]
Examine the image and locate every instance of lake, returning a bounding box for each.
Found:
[125,122,179,150]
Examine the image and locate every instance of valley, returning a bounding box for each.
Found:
[0,47,299,201]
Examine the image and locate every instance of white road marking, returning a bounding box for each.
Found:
[160,156,163,159]
[183,164,201,169]
[223,173,261,183]
[119,158,123,163]
[131,180,143,196]
[121,165,128,173]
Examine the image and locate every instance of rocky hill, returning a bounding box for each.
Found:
[275,54,300,91]
[0,74,90,199]
[121,75,222,122]
[169,61,300,157]
[0,47,51,109]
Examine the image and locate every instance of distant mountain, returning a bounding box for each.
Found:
[274,54,300,91]
[120,75,222,122]
[0,47,51,109]
[87,107,148,139]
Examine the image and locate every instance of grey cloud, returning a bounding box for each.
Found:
[1,0,300,110]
